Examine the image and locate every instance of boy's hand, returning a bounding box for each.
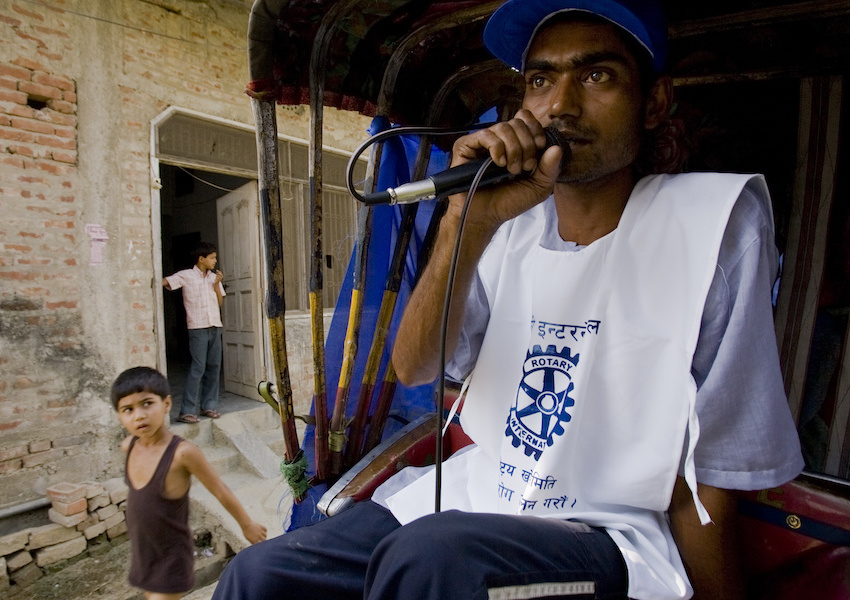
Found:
[214,270,224,284]
[242,520,267,545]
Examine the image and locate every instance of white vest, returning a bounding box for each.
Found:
[382,173,769,600]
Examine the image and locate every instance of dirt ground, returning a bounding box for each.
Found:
[6,541,224,600]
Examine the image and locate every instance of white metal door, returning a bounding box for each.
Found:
[217,181,265,399]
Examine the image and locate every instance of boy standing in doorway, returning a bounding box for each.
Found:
[163,242,225,424]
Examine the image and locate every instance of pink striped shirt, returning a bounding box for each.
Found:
[165,266,225,329]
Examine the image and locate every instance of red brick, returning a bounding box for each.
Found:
[18,81,61,101]
[0,271,37,280]
[12,57,46,72]
[32,72,73,91]
[13,377,34,390]
[15,258,50,266]
[39,51,64,62]
[0,128,36,142]
[36,160,71,175]
[45,300,76,309]
[46,99,74,114]
[44,111,75,127]
[10,116,53,134]
[28,439,50,452]
[46,397,77,408]
[53,125,74,139]
[22,448,64,468]
[0,88,27,104]
[44,219,73,228]
[0,445,27,461]
[36,134,75,149]
[63,90,76,103]
[0,64,31,80]
[0,14,23,28]
[7,144,39,158]
[14,29,47,49]
[0,459,22,474]
[0,77,17,90]
[19,175,45,184]
[51,150,77,163]
[11,4,45,21]
[47,508,87,529]
[50,497,87,516]
[4,103,37,120]
[1,156,28,169]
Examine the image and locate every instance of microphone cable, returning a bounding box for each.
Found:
[343,124,495,513]
[433,156,491,513]
[345,124,496,204]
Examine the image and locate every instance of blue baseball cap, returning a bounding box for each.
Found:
[483,0,668,74]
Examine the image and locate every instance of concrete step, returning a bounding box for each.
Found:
[202,444,242,474]
[182,405,299,556]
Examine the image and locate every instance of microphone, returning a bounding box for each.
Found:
[361,128,571,206]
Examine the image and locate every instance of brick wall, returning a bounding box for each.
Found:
[0,0,371,511]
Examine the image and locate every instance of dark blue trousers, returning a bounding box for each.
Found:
[212,501,628,600]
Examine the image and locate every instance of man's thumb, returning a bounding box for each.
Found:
[535,145,566,185]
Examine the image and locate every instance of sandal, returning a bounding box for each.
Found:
[201,409,221,419]
[176,414,200,424]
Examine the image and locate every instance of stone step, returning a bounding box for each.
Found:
[182,405,297,556]
[188,471,293,553]
[171,416,216,446]
[202,445,242,474]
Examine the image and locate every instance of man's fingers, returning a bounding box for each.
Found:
[452,113,547,173]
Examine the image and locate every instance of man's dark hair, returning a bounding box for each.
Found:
[110,366,170,409]
[191,242,217,263]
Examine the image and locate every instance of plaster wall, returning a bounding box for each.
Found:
[0,0,372,509]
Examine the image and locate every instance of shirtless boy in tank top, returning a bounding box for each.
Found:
[111,367,267,599]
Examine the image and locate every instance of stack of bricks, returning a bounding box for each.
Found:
[0,478,129,593]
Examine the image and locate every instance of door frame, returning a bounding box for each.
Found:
[150,107,267,379]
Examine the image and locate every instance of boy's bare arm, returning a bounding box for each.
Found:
[178,442,267,544]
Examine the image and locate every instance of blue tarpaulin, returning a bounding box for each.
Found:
[287,116,449,529]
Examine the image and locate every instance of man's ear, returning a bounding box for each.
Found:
[644,75,673,130]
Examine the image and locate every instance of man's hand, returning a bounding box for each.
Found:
[448,109,564,236]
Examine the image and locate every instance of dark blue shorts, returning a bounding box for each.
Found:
[213,500,628,600]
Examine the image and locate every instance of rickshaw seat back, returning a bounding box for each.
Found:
[318,387,850,599]
[317,385,470,516]
[738,479,850,599]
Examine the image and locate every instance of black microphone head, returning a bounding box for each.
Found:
[544,127,572,159]
[544,126,572,173]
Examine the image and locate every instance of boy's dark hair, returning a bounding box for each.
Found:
[110,366,171,409]
[191,241,217,263]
